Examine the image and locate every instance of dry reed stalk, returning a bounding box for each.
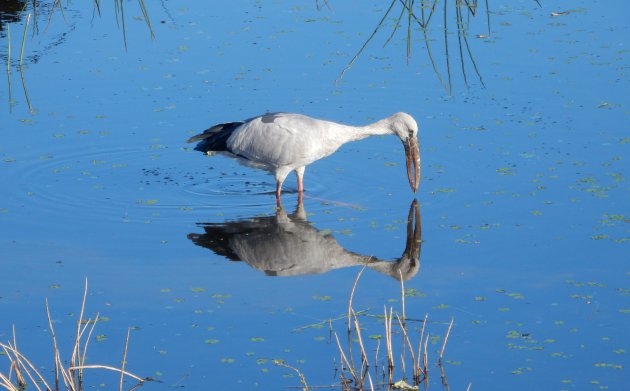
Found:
[81,313,101,375]
[66,365,144,383]
[4,345,26,389]
[397,271,408,380]
[333,332,359,385]
[366,370,375,391]
[423,334,429,379]
[347,265,366,332]
[45,298,61,390]
[351,309,368,386]
[345,265,367,377]
[395,314,416,382]
[0,373,18,391]
[374,336,381,376]
[399,270,406,322]
[10,327,27,389]
[439,318,454,362]
[384,306,394,371]
[119,328,131,391]
[334,265,457,389]
[440,359,451,391]
[70,279,89,388]
[272,360,309,391]
[415,313,428,381]
[0,342,50,391]
[2,280,143,391]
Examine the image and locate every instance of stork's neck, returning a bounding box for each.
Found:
[343,117,395,143]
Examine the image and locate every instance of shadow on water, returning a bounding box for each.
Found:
[188,199,422,281]
[0,1,25,34]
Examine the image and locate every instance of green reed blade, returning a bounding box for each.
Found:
[443,0,452,94]
[455,4,469,88]
[336,0,397,83]
[485,0,491,36]
[120,0,127,51]
[137,0,155,40]
[407,0,414,63]
[93,0,102,16]
[6,23,10,73]
[19,13,31,67]
[383,0,406,47]
[19,61,34,114]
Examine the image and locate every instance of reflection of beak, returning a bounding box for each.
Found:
[404,137,421,192]
[404,199,422,261]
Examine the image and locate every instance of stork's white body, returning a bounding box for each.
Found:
[228,114,375,183]
[188,112,420,199]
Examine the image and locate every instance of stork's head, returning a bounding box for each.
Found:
[388,112,421,193]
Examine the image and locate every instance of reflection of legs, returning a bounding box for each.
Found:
[275,190,284,209]
[275,180,282,201]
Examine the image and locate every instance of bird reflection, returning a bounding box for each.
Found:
[187,200,421,280]
[0,1,25,34]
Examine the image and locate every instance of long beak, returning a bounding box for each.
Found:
[404,137,421,192]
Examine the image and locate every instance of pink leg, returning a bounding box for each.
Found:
[295,167,305,194]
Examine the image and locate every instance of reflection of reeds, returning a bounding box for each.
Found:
[6,23,13,112]
[4,0,155,112]
[0,280,144,391]
[29,0,153,52]
[111,0,155,50]
[18,13,34,114]
[5,12,35,113]
[336,0,539,92]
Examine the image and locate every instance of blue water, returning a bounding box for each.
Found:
[1,1,628,390]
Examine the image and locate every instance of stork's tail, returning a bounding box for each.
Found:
[187,121,243,153]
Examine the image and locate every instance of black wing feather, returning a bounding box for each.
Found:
[187,121,244,153]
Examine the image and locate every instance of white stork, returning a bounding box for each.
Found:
[187,112,421,199]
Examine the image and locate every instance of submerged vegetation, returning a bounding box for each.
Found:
[0,280,144,391]
[278,268,462,390]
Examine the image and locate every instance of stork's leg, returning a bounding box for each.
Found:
[295,167,305,193]
[275,168,291,202]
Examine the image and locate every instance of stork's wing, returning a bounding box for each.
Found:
[187,122,244,153]
[227,113,345,167]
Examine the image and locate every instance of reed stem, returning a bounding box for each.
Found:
[19,13,31,68]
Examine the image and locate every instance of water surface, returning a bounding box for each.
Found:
[1,1,628,390]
